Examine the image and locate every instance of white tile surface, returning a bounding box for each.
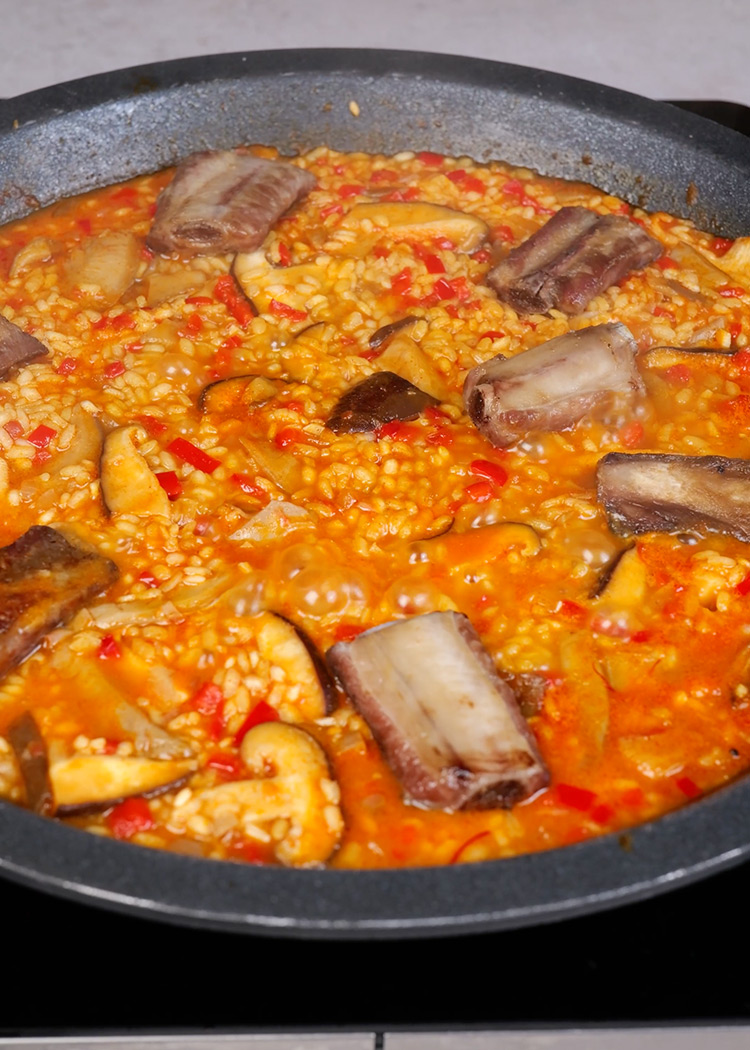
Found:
[2,0,748,103]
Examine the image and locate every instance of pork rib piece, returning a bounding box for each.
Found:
[597,452,750,542]
[0,315,48,380]
[488,206,661,315]
[327,611,549,810]
[148,150,317,257]
[463,322,643,449]
[0,526,119,679]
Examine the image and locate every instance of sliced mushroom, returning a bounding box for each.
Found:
[327,371,437,434]
[52,406,103,472]
[591,545,646,605]
[641,346,736,372]
[0,526,119,680]
[51,754,196,815]
[7,711,54,815]
[199,374,278,414]
[100,425,171,518]
[230,501,313,543]
[464,322,643,449]
[254,612,336,719]
[487,207,661,314]
[62,231,140,308]
[369,316,419,349]
[410,522,541,567]
[238,438,303,494]
[147,150,316,257]
[375,334,455,404]
[711,237,750,286]
[340,202,488,252]
[0,315,49,381]
[139,269,206,307]
[9,237,54,279]
[597,452,750,541]
[171,722,343,866]
[327,611,549,810]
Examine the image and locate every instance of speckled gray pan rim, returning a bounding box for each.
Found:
[0,49,749,938]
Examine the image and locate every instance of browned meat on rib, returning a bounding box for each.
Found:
[147,150,317,257]
[488,206,661,314]
[597,453,750,541]
[0,315,48,380]
[463,322,643,449]
[327,371,438,434]
[0,526,119,679]
[327,611,549,810]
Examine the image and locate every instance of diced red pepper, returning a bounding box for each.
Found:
[138,570,159,589]
[492,225,515,243]
[181,312,204,336]
[277,243,292,267]
[618,420,644,447]
[417,151,444,167]
[383,187,420,202]
[233,700,280,746]
[432,276,454,300]
[449,830,491,864]
[185,295,214,305]
[338,183,365,198]
[370,169,398,183]
[333,623,368,643]
[320,202,344,218]
[103,361,126,379]
[214,274,256,328]
[471,249,491,263]
[189,681,224,719]
[676,776,701,799]
[665,364,691,384]
[558,599,586,622]
[125,341,144,354]
[111,185,139,205]
[231,473,266,500]
[478,331,505,342]
[719,286,745,298]
[502,179,524,196]
[621,787,645,807]
[33,449,52,467]
[426,426,453,447]
[461,176,486,195]
[77,217,92,236]
[730,322,743,341]
[652,305,675,318]
[372,244,390,259]
[655,256,678,270]
[268,299,308,322]
[110,312,136,331]
[557,783,597,811]
[56,357,78,375]
[464,480,494,502]
[446,170,466,184]
[137,414,168,437]
[375,420,421,442]
[391,268,413,295]
[3,420,23,440]
[710,237,734,256]
[27,424,56,449]
[274,426,306,449]
[167,437,220,474]
[155,471,182,500]
[735,572,750,596]
[590,803,615,825]
[470,459,508,487]
[107,797,154,840]
[411,243,446,274]
[97,634,122,660]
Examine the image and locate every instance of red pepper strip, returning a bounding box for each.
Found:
[417,151,444,167]
[167,437,220,474]
[103,361,126,378]
[155,471,182,500]
[138,414,168,436]
[277,243,292,266]
[450,830,491,864]
[97,635,122,660]
[558,599,586,621]
[375,421,422,442]
[655,256,678,270]
[736,572,750,596]
[231,473,267,500]
[274,426,307,449]
[27,424,56,449]
[338,183,365,198]
[464,480,494,502]
[3,420,23,440]
[107,798,155,840]
[185,295,214,305]
[268,299,308,322]
[411,243,446,274]
[214,274,256,328]
[618,421,644,447]
[557,783,597,811]
[676,776,701,799]
[56,357,78,375]
[719,286,745,298]
[333,623,368,643]
[207,752,244,778]
[391,268,413,295]
[470,459,508,487]
[138,570,160,589]
[665,364,691,384]
[233,700,280,747]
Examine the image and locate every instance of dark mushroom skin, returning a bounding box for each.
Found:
[488,206,661,315]
[7,711,54,816]
[0,315,48,380]
[327,371,438,434]
[597,453,750,542]
[147,150,317,257]
[368,316,420,349]
[275,613,339,714]
[463,322,643,449]
[0,526,119,679]
[327,611,549,810]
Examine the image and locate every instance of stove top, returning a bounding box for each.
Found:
[2,98,749,1043]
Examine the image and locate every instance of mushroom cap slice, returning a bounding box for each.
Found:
[100,425,171,518]
[51,754,196,815]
